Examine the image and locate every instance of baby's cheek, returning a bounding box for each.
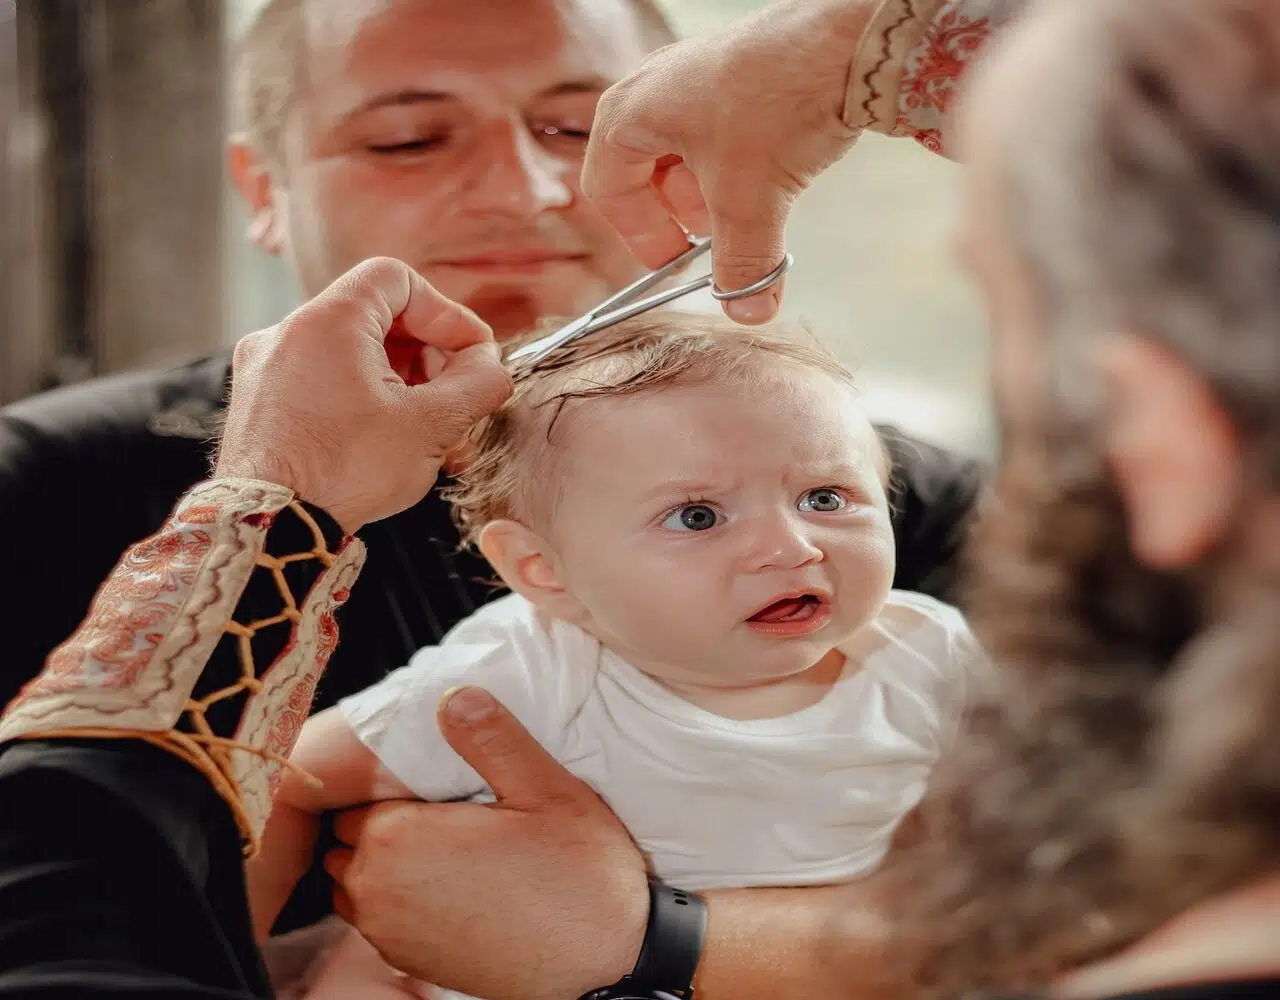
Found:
[841,524,898,599]
[589,571,680,636]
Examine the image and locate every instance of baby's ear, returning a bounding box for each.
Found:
[477,520,587,623]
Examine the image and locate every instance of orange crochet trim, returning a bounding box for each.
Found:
[34,501,335,857]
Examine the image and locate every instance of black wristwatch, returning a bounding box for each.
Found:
[578,877,708,1000]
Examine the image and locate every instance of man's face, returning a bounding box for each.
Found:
[252,0,653,337]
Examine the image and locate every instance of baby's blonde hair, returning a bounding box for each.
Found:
[444,311,858,546]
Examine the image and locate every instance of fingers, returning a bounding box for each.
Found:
[307,257,495,352]
[581,112,693,269]
[583,119,792,325]
[654,158,711,237]
[704,175,795,325]
[403,341,513,446]
[436,686,591,806]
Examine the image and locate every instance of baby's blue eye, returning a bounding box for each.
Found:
[663,504,720,532]
[798,488,846,513]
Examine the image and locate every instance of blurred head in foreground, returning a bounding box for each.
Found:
[895,0,1280,994]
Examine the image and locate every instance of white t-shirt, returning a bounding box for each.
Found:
[339,590,981,891]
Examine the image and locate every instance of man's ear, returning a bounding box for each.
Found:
[478,520,587,623]
[1096,333,1241,570]
[227,134,286,256]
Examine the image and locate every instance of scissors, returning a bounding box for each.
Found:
[506,236,795,368]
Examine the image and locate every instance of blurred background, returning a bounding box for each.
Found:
[0,0,991,455]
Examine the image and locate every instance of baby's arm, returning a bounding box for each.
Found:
[248,706,415,941]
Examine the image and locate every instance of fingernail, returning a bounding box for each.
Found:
[442,685,495,725]
[726,293,776,325]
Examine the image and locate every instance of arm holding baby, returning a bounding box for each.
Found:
[249,598,596,941]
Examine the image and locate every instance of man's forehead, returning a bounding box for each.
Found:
[300,0,650,92]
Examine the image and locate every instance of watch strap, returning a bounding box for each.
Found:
[629,878,708,996]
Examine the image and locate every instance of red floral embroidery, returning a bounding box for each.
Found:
[901,121,945,155]
[112,529,210,601]
[262,600,346,794]
[8,522,214,709]
[895,7,993,155]
[265,673,318,758]
[316,611,340,664]
[31,605,172,698]
[176,504,222,526]
[263,668,322,799]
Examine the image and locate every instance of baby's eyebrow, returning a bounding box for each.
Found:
[636,479,735,503]
[793,460,879,482]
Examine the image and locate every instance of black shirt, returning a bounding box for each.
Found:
[0,352,985,930]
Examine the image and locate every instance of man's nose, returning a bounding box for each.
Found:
[747,514,824,571]
[465,120,574,217]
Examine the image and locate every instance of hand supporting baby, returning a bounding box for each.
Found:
[309,687,650,1000]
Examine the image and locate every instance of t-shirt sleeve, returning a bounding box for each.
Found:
[876,592,993,753]
[931,601,995,751]
[846,0,1032,157]
[337,596,596,802]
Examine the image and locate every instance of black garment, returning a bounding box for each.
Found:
[0,496,353,999]
[0,740,270,999]
[0,353,985,931]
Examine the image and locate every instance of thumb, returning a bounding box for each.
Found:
[404,341,513,450]
[705,175,795,325]
[437,686,590,805]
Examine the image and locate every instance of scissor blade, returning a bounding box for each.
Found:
[506,312,595,363]
[506,237,712,366]
[565,235,710,321]
[579,273,714,336]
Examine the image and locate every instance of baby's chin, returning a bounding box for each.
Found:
[644,645,849,720]
[696,639,852,686]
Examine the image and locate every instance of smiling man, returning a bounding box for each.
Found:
[230,0,670,337]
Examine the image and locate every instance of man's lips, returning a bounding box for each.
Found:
[433,251,589,275]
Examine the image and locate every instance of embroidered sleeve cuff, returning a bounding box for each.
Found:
[0,477,367,853]
[846,0,1014,158]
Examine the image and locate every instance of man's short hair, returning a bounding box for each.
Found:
[231,0,678,161]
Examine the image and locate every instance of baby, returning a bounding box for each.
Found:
[249,313,984,998]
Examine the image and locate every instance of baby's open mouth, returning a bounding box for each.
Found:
[749,594,824,623]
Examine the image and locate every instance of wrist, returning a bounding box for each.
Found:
[213,447,301,500]
[580,878,708,1000]
[777,0,875,46]
[571,872,649,999]
[760,0,877,124]
[212,453,365,536]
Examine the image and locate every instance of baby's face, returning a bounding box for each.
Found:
[544,367,896,688]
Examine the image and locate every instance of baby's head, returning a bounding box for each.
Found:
[446,312,896,689]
